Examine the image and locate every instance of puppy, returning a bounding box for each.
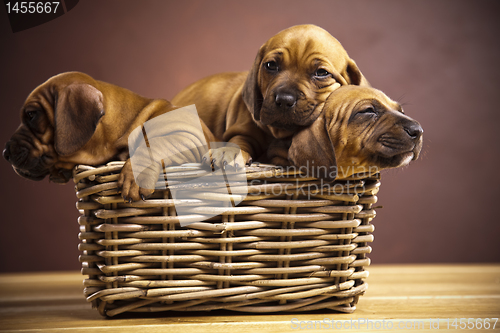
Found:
[268,86,423,179]
[3,72,217,201]
[172,24,368,169]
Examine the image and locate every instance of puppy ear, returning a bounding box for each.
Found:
[242,46,265,121]
[54,83,104,156]
[344,58,370,87]
[288,117,337,180]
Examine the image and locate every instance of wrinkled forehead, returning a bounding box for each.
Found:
[25,72,95,104]
[24,81,55,106]
[263,26,349,65]
[324,86,402,119]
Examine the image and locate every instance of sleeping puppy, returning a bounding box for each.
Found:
[3,72,217,201]
[268,86,423,179]
[172,24,368,169]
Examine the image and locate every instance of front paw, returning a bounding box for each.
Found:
[202,147,251,170]
[117,160,157,202]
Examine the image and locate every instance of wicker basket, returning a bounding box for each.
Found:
[75,161,380,317]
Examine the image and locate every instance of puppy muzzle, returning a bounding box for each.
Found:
[4,138,59,182]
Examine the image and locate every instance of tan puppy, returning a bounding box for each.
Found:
[3,72,216,201]
[172,24,368,168]
[268,86,423,179]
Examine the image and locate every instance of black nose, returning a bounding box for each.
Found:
[3,147,10,161]
[404,122,423,140]
[275,92,297,108]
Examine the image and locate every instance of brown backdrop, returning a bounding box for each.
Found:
[1,0,499,272]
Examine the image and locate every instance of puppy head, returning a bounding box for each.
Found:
[242,24,368,139]
[288,86,423,179]
[3,72,104,183]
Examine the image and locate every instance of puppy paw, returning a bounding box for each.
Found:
[269,156,292,167]
[117,160,157,202]
[202,147,251,170]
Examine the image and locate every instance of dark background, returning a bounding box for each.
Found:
[1,0,499,272]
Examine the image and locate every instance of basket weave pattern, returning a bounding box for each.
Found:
[75,162,379,317]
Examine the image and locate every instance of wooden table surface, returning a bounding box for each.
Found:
[0,264,499,332]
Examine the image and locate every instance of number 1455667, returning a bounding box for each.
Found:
[5,2,60,14]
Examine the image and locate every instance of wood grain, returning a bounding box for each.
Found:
[1,264,499,332]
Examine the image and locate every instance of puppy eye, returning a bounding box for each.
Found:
[264,61,279,72]
[315,68,330,77]
[358,107,377,115]
[25,110,38,121]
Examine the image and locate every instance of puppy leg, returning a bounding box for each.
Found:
[118,135,211,201]
[202,147,252,170]
[202,132,258,170]
[266,138,293,166]
[117,159,156,202]
[118,132,208,201]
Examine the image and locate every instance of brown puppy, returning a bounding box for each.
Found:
[268,86,423,179]
[172,24,368,168]
[3,72,216,201]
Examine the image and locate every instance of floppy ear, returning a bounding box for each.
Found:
[344,58,370,87]
[54,82,104,156]
[288,117,338,180]
[242,46,265,121]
